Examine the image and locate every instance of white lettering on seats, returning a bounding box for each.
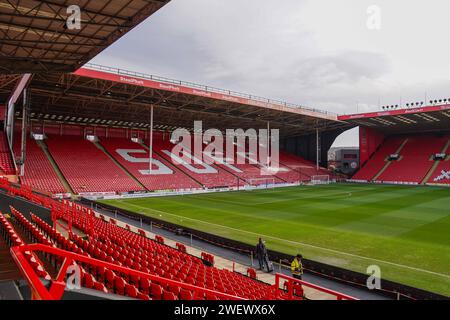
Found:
[115,149,173,175]
[163,150,218,174]
[203,151,243,173]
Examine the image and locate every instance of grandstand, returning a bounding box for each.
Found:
[1,63,344,196]
[341,106,450,185]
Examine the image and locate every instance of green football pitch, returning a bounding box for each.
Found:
[100,183,450,296]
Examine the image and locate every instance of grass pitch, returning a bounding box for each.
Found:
[100,184,450,296]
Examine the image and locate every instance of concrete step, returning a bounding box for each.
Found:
[37,140,74,194]
[0,280,24,300]
[0,239,22,282]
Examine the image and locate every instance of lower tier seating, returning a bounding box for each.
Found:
[150,137,246,188]
[100,138,201,191]
[13,137,66,194]
[13,132,334,194]
[46,136,143,194]
[5,204,280,300]
[278,151,329,179]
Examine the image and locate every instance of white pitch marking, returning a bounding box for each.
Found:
[117,201,450,279]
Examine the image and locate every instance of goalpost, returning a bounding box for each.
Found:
[247,177,276,189]
[311,175,330,185]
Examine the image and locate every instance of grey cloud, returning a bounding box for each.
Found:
[91,0,450,147]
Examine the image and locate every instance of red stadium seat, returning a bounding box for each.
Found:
[150,283,163,300]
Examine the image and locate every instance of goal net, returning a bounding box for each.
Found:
[246,178,276,189]
[311,175,330,185]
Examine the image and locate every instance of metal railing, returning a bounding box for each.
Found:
[10,243,246,300]
[274,273,357,300]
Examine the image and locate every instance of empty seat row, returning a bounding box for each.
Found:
[0,211,51,280]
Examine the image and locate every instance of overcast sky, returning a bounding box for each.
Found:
[91,0,450,147]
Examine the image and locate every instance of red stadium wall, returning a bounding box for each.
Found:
[0,105,5,121]
[359,127,385,166]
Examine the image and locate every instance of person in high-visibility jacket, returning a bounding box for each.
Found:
[291,254,304,280]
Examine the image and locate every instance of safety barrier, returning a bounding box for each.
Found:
[274,273,357,300]
[10,243,246,300]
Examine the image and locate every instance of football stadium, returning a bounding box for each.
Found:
[0,0,449,306]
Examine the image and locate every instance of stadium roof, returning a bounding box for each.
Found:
[0,0,169,74]
[338,104,450,134]
[7,64,351,138]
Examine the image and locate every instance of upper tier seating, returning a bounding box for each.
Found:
[46,136,143,194]
[100,138,200,191]
[13,137,66,194]
[352,136,406,181]
[0,132,15,175]
[377,135,448,183]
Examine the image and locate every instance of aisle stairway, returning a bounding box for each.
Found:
[94,141,147,191]
[0,237,22,282]
[37,140,73,194]
[373,138,409,181]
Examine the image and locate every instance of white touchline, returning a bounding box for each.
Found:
[119,201,450,279]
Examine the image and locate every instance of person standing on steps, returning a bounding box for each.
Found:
[291,254,304,280]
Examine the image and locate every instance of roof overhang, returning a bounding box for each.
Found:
[339,104,450,134]
[5,65,351,138]
[0,0,170,74]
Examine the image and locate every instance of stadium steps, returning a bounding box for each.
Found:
[94,141,148,191]
[421,136,450,184]
[37,140,74,194]
[0,280,24,300]
[0,237,22,282]
[8,216,58,278]
[373,138,409,181]
[139,142,204,188]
